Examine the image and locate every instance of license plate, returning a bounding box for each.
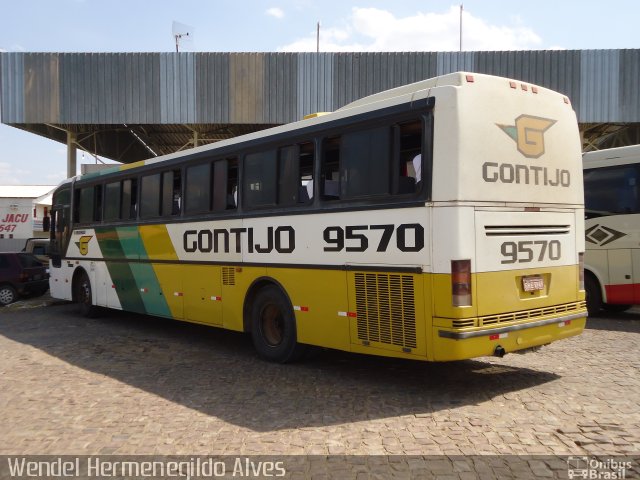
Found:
[522,275,544,292]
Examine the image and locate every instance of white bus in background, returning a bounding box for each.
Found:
[583,144,640,315]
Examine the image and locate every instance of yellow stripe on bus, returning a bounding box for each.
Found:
[119,160,146,171]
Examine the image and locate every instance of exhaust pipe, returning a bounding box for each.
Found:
[494,345,506,358]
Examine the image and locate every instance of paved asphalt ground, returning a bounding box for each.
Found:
[0,294,638,478]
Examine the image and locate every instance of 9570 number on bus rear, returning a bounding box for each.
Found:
[500,240,561,264]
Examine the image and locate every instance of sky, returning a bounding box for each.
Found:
[0,0,638,186]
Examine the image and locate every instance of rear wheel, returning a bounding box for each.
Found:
[585,274,602,317]
[250,285,306,363]
[0,285,17,306]
[74,270,98,317]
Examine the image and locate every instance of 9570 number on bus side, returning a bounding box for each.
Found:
[500,240,561,264]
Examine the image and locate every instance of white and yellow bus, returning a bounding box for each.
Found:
[583,144,640,315]
[48,72,587,363]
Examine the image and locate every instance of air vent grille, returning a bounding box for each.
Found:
[448,301,587,329]
[484,225,570,236]
[222,267,235,286]
[354,273,417,349]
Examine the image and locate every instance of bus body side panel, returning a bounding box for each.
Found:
[265,268,351,352]
[49,262,73,301]
[585,213,640,305]
[181,265,223,326]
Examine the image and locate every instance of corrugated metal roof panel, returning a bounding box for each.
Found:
[2,49,640,127]
[619,49,640,123]
[263,53,297,123]
[0,52,25,123]
[297,52,334,120]
[580,50,620,123]
[436,52,475,75]
[195,53,230,123]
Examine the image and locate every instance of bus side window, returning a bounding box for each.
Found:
[140,173,161,218]
[185,163,211,215]
[277,141,314,205]
[76,186,94,224]
[397,120,423,194]
[161,169,181,216]
[321,136,341,199]
[584,165,640,216]
[278,146,298,206]
[94,185,103,222]
[104,181,121,221]
[212,160,228,212]
[340,126,391,198]
[121,178,137,220]
[299,141,314,203]
[227,158,238,209]
[244,150,277,208]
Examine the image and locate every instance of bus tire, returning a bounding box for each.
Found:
[74,270,98,318]
[250,285,305,363]
[585,274,602,317]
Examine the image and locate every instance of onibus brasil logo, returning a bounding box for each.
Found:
[497,114,557,158]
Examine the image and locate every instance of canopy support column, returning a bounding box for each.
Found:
[67,131,77,178]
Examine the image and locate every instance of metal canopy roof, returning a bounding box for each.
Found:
[1,50,639,166]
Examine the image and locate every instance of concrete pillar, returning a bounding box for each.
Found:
[67,131,77,178]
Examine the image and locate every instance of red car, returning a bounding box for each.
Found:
[0,253,49,306]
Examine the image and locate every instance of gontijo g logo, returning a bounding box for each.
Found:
[75,235,92,256]
[483,114,570,188]
[497,114,556,158]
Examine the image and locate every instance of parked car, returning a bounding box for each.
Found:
[0,252,49,306]
[21,237,50,264]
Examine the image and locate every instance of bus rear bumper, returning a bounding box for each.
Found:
[432,310,587,361]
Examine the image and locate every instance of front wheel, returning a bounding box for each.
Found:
[74,270,98,317]
[250,285,306,363]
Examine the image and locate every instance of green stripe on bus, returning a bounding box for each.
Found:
[117,226,142,259]
[106,261,147,313]
[129,262,172,317]
[95,227,125,259]
[95,227,147,313]
[95,226,170,315]
[117,226,171,316]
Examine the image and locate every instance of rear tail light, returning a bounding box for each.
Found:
[452,259,472,306]
[578,252,585,290]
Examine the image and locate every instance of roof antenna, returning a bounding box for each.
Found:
[172,21,194,52]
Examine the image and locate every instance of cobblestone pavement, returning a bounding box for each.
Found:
[0,297,638,461]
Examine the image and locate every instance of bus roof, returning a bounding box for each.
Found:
[583,144,640,169]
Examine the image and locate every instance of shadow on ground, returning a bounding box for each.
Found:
[585,310,640,334]
[0,303,561,431]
